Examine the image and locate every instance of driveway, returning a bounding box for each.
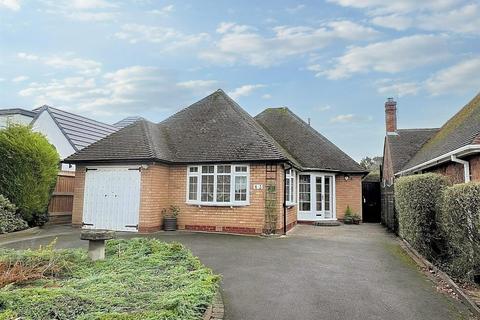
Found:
[1,224,472,320]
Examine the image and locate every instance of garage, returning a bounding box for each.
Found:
[82,167,141,232]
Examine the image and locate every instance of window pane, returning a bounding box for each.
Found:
[189,176,198,200]
[189,167,198,173]
[235,176,247,201]
[217,165,231,174]
[316,177,323,211]
[286,179,291,202]
[216,175,231,202]
[235,166,247,172]
[202,165,214,174]
[299,175,310,211]
[201,175,214,202]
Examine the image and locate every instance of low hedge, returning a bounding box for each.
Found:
[440,183,480,282]
[0,195,28,234]
[0,238,220,319]
[395,173,450,260]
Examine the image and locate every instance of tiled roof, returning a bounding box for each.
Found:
[386,129,439,174]
[66,90,287,163]
[0,108,37,117]
[254,107,365,173]
[113,116,145,128]
[403,92,480,171]
[34,106,118,151]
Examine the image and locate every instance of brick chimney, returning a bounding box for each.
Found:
[385,98,397,134]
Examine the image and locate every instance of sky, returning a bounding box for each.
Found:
[1,0,479,161]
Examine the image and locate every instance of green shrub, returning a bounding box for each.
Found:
[0,238,220,320]
[0,124,59,225]
[395,173,450,260]
[440,183,480,283]
[0,195,28,234]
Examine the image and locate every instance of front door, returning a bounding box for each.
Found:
[298,173,335,221]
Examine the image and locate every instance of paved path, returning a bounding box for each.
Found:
[1,224,472,320]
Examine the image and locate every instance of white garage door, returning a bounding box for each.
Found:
[83,167,141,232]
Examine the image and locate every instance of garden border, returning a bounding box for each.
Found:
[203,290,224,320]
[399,238,480,317]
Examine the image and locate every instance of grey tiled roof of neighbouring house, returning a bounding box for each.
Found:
[402,92,480,171]
[65,90,287,163]
[113,116,145,129]
[254,107,366,173]
[386,128,439,174]
[0,108,37,117]
[33,106,119,151]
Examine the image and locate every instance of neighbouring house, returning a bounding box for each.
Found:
[0,108,37,128]
[381,92,480,230]
[0,105,123,224]
[65,89,366,234]
[382,92,480,185]
[113,116,145,129]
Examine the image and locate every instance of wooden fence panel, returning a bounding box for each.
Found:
[381,185,397,233]
[48,171,75,224]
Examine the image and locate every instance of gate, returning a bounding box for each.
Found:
[362,181,381,223]
[48,171,75,224]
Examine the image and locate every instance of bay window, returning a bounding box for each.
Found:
[187,164,249,205]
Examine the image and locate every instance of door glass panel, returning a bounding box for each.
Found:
[325,176,331,211]
[299,175,311,211]
[316,177,323,211]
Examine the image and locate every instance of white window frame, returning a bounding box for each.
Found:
[285,169,296,206]
[186,164,250,206]
[297,172,336,220]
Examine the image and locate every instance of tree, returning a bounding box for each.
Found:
[0,124,59,225]
[360,156,383,171]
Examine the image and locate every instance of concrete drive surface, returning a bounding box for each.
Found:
[1,224,472,320]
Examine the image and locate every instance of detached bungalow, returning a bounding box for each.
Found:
[65,90,365,234]
[382,92,480,185]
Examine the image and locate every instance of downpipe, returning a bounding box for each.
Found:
[451,155,470,182]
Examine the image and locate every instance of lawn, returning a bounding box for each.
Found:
[0,238,220,320]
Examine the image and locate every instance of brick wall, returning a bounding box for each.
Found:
[425,154,480,184]
[138,163,170,232]
[382,138,395,185]
[71,165,86,227]
[168,163,284,234]
[335,174,363,220]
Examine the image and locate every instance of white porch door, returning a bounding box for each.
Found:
[82,167,141,232]
[298,173,335,221]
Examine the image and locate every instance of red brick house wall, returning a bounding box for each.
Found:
[424,154,480,184]
[336,174,363,220]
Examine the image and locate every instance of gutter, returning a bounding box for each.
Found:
[396,144,480,177]
[451,155,470,182]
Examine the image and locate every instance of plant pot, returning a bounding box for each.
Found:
[352,218,360,225]
[343,218,353,225]
[163,217,177,231]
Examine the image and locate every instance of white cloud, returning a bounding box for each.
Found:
[286,4,305,14]
[12,75,29,82]
[417,4,480,34]
[425,58,480,95]
[17,52,39,60]
[42,0,117,21]
[370,14,413,31]
[320,34,450,79]
[176,80,218,89]
[330,114,372,123]
[44,56,102,75]
[376,79,420,97]
[150,4,174,15]
[18,66,219,117]
[201,21,379,67]
[315,105,332,111]
[115,24,209,50]
[0,0,20,11]
[327,0,460,15]
[228,84,265,100]
[262,94,272,99]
